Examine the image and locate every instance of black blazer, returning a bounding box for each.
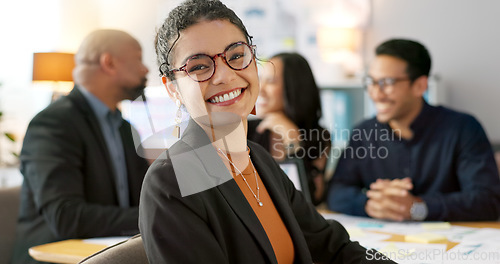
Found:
[11,87,149,264]
[139,119,394,264]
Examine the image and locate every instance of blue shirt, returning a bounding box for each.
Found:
[327,101,500,221]
[79,86,130,208]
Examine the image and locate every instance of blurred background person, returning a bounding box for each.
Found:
[326,38,500,221]
[11,29,150,264]
[248,52,331,205]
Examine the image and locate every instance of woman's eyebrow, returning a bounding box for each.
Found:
[177,40,247,66]
[179,53,198,66]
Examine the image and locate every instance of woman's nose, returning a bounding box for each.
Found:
[210,57,236,85]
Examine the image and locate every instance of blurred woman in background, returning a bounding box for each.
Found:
[249,53,331,205]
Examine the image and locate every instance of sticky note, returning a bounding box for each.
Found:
[379,242,399,256]
[346,227,365,237]
[379,243,416,258]
[357,222,384,228]
[405,232,448,244]
[422,222,451,230]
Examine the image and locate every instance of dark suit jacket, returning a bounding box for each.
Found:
[11,87,149,264]
[139,119,395,264]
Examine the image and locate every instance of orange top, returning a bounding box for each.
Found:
[229,156,295,264]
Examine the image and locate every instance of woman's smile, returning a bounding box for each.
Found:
[207,87,245,105]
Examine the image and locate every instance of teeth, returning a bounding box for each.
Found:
[210,89,242,103]
[375,103,390,112]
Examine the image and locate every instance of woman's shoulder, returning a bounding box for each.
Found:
[143,151,179,192]
[142,140,192,197]
[248,140,272,159]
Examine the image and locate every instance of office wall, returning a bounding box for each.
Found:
[0,0,101,164]
[1,0,499,163]
[90,0,500,144]
[365,0,500,142]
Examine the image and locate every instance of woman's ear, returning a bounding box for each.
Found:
[163,76,183,104]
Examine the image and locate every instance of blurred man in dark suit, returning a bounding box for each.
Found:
[12,29,150,264]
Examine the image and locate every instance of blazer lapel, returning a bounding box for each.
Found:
[67,87,112,163]
[119,121,147,206]
[178,119,277,263]
[216,181,277,263]
[248,142,312,263]
[67,87,118,194]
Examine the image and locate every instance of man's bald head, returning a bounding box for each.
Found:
[75,29,140,65]
[72,29,148,109]
[73,29,141,84]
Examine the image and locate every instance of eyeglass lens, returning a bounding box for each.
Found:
[365,77,396,87]
[364,77,403,94]
[185,43,253,82]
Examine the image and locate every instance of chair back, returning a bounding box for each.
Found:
[0,186,21,264]
[78,234,147,264]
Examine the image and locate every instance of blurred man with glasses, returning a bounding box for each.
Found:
[327,39,500,221]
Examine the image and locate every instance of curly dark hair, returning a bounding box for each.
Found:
[375,38,431,83]
[155,0,252,79]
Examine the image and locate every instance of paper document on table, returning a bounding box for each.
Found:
[322,212,392,231]
[321,213,500,263]
[345,227,392,246]
[458,228,500,243]
[322,213,422,234]
[322,213,383,226]
[322,213,396,246]
[82,236,130,246]
[322,213,483,240]
[444,241,500,264]
[363,241,447,264]
[431,225,489,243]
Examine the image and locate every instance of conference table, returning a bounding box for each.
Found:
[29,217,500,264]
[29,237,128,264]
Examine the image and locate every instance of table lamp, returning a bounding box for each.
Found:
[32,52,75,101]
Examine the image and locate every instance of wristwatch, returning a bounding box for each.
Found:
[410,201,428,221]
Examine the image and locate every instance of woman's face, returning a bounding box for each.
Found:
[166,20,259,126]
[257,57,284,115]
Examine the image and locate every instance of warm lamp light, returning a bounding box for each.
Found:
[32,52,75,100]
[317,27,359,52]
[32,52,75,82]
[316,27,362,78]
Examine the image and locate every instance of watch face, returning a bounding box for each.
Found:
[411,202,428,221]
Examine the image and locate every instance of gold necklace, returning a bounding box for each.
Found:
[217,148,263,207]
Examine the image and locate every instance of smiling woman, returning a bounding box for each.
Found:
[161,19,259,127]
[137,0,395,263]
